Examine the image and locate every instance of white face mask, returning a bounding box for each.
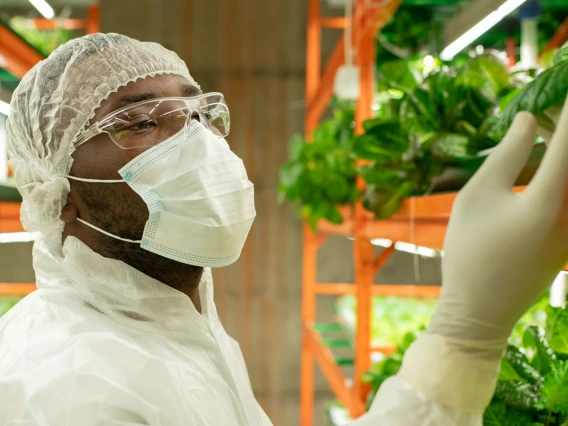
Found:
[67,121,256,268]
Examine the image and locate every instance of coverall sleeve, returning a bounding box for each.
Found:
[350,375,481,426]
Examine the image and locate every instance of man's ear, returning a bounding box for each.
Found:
[60,194,79,223]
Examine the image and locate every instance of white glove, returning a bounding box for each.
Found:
[537,105,562,145]
[398,97,568,414]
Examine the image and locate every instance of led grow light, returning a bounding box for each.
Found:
[28,0,55,19]
[0,101,10,117]
[440,0,529,60]
[0,232,39,244]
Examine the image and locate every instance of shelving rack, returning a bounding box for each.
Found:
[300,2,568,423]
[301,0,441,423]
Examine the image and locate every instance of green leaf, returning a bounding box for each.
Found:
[494,380,542,411]
[504,344,544,385]
[363,181,415,220]
[483,400,538,426]
[537,361,568,415]
[429,133,476,162]
[358,166,406,186]
[463,53,511,100]
[377,59,420,92]
[554,41,568,65]
[523,326,557,376]
[495,60,568,139]
[288,134,306,160]
[500,357,523,381]
[352,133,404,164]
[546,307,568,354]
[499,88,522,112]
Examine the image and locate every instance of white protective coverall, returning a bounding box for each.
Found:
[0,235,273,425]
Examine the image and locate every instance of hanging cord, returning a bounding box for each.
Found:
[410,180,438,283]
[345,0,354,66]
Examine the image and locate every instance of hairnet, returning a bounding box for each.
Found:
[6,33,198,240]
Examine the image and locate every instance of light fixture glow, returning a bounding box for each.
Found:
[0,232,39,244]
[0,101,10,117]
[369,238,440,258]
[440,0,529,60]
[423,55,436,73]
[28,0,55,19]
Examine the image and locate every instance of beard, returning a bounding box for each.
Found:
[72,179,204,291]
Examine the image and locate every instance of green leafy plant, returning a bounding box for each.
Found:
[278,101,359,228]
[355,53,513,219]
[496,41,568,140]
[9,17,72,57]
[335,295,437,347]
[279,53,517,225]
[361,298,568,425]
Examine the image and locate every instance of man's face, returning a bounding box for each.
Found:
[64,74,203,286]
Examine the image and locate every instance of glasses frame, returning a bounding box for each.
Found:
[73,92,229,149]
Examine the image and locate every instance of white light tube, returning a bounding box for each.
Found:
[28,0,55,19]
[0,232,39,244]
[0,101,10,117]
[441,0,529,60]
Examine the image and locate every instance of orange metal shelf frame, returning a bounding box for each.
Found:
[300,0,418,424]
[0,202,23,233]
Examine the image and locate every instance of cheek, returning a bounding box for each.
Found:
[71,135,147,180]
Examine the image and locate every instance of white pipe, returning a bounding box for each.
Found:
[521,18,539,68]
[550,272,567,308]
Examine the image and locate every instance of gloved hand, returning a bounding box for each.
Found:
[537,105,563,145]
[398,97,568,414]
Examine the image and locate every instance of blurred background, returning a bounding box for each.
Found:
[0,1,567,425]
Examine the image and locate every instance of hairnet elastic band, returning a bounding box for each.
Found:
[76,218,142,244]
[67,175,124,183]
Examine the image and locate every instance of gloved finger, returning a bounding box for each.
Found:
[537,124,554,147]
[528,96,568,199]
[472,112,536,190]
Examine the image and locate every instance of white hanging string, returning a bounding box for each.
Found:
[345,0,354,66]
[410,181,437,283]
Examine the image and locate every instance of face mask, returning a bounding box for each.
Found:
[67,121,256,268]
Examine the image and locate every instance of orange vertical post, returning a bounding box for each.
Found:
[300,226,318,426]
[86,4,101,34]
[506,37,517,68]
[305,0,322,134]
[301,1,321,424]
[541,16,568,57]
[352,0,376,415]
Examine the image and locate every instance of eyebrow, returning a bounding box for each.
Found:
[118,84,201,105]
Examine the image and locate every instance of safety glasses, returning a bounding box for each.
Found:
[74,92,230,149]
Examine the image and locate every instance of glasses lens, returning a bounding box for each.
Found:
[102,94,230,149]
[104,99,189,149]
[200,94,230,137]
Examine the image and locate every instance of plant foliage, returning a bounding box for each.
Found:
[363,299,568,425]
[496,41,568,140]
[278,102,360,228]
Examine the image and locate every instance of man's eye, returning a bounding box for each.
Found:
[128,119,158,131]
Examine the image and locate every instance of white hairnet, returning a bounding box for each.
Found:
[7,33,198,240]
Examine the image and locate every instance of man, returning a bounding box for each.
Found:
[1,32,568,426]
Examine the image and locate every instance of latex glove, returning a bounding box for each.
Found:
[537,105,562,145]
[398,97,568,415]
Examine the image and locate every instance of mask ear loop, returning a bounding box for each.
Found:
[76,218,142,244]
[66,175,124,183]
